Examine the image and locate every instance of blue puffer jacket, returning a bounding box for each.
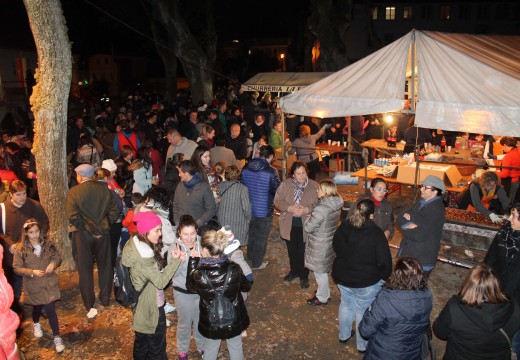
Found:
[359,287,433,360]
[241,158,280,217]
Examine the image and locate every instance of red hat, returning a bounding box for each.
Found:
[133,212,162,235]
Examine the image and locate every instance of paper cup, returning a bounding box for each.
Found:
[447,146,452,152]
[343,141,347,147]
[327,140,331,145]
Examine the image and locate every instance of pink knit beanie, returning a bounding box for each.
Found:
[133,211,162,235]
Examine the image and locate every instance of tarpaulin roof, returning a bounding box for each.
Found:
[280,30,520,136]
[240,72,332,93]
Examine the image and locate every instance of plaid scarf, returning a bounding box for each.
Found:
[498,222,520,264]
[291,177,308,205]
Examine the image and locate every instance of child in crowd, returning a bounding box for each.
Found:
[121,192,142,249]
[122,211,182,359]
[169,215,206,359]
[187,229,252,360]
[13,219,64,353]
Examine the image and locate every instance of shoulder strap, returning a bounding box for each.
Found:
[1,202,5,234]
[201,269,215,291]
[219,182,237,198]
[499,328,512,349]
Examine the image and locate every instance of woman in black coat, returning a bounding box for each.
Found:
[331,199,393,353]
[187,229,251,360]
[433,264,520,360]
[359,257,433,360]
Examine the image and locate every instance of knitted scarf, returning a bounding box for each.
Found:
[291,177,308,205]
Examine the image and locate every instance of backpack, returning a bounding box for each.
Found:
[201,266,237,329]
[114,255,147,309]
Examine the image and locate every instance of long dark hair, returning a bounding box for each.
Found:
[191,145,211,183]
[136,227,166,270]
[384,257,427,291]
[20,218,52,261]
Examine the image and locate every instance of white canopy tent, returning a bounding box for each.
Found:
[240,72,333,94]
[280,30,520,137]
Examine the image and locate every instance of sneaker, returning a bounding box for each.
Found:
[300,278,310,289]
[251,261,269,270]
[54,336,65,352]
[178,353,188,360]
[86,308,98,319]
[307,296,330,306]
[33,323,43,338]
[283,273,298,283]
[164,302,176,314]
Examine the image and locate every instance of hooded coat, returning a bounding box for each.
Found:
[186,257,251,339]
[241,158,280,218]
[359,287,433,360]
[121,236,181,334]
[433,295,520,360]
[172,172,216,227]
[304,195,343,273]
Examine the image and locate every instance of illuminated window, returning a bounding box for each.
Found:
[385,6,396,20]
[440,5,451,20]
[458,4,471,20]
[371,6,378,20]
[403,6,413,19]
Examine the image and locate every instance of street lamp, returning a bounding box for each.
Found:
[280,53,286,71]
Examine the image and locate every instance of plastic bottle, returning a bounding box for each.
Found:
[440,136,446,153]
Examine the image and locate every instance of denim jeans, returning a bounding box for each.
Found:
[338,280,383,351]
[247,216,273,268]
[512,329,520,354]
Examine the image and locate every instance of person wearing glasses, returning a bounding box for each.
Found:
[347,177,394,240]
[397,175,446,280]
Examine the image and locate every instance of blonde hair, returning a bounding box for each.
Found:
[459,264,508,308]
[201,230,228,257]
[349,199,374,228]
[319,180,338,197]
[224,165,241,181]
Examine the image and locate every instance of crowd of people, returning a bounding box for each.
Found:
[1,86,520,359]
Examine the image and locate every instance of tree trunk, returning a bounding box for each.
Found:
[23,0,74,270]
[308,0,352,71]
[141,0,215,104]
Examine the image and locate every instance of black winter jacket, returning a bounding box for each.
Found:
[484,222,520,302]
[433,295,520,360]
[359,287,433,360]
[187,257,251,340]
[331,220,392,288]
[397,196,445,268]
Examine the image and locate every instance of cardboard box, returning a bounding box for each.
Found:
[396,162,462,186]
[273,149,296,171]
[328,159,345,177]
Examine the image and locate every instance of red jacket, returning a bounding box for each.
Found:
[499,148,520,183]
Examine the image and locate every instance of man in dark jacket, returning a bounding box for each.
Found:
[226,123,249,163]
[241,145,280,270]
[397,175,446,280]
[66,164,120,318]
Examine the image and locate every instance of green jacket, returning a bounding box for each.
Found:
[121,236,181,334]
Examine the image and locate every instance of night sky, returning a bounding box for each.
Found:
[1,0,306,55]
